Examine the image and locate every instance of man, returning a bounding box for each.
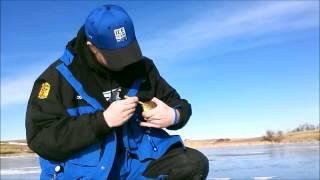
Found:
[26,4,209,180]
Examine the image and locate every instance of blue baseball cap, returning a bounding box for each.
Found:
[84,5,142,67]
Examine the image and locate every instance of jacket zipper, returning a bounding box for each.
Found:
[145,128,158,152]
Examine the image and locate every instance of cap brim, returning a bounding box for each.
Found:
[100,39,142,71]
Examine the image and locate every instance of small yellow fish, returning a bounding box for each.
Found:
[124,95,157,112]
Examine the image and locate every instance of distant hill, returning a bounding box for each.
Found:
[184,130,320,148]
[0,139,32,155]
[1,130,319,155]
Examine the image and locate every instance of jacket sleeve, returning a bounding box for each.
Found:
[25,77,112,162]
[150,64,192,130]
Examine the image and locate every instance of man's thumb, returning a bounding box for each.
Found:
[151,97,162,105]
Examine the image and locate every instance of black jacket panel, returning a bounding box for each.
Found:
[26,61,111,162]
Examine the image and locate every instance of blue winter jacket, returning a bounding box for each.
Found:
[25,27,192,179]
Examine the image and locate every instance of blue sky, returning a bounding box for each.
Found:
[1,1,319,140]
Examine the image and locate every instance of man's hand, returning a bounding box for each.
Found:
[141,97,179,128]
[103,96,138,128]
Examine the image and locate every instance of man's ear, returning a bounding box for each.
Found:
[86,41,93,46]
[86,41,97,54]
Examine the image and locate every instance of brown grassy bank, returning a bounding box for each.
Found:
[1,130,319,155]
[0,140,33,155]
[184,130,320,148]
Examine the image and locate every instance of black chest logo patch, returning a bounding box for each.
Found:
[102,87,122,102]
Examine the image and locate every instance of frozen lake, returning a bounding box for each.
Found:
[1,143,319,179]
[199,142,319,180]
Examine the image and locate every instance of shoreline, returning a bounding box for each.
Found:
[185,139,320,149]
[0,153,37,158]
[1,140,318,157]
[185,130,320,149]
[1,130,319,156]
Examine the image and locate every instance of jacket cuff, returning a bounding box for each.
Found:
[167,107,186,130]
[92,111,112,138]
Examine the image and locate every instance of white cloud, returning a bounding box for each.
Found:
[1,73,39,106]
[1,51,60,106]
[2,1,318,106]
[141,1,319,62]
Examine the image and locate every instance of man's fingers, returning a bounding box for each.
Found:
[142,112,152,119]
[123,109,136,120]
[123,103,137,111]
[124,113,135,121]
[142,97,163,118]
[142,109,157,119]
[123,96,138,104]
[144,119,162,126]
[124,108,136,116]
[151,97,162,105]
[144,116,159,122]
[140,122,161,128]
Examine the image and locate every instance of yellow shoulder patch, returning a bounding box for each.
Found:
[38,82,51,99]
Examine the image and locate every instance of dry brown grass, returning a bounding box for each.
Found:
[1,130,319,154]
[184,130,320,148]
[282,130,320,142]
[0,143,33,154]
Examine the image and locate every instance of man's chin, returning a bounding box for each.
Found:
[106,64,128,72]
[110,67,125,72]
[109,60,141,71]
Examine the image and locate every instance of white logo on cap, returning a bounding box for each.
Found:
[114,27,127,42]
